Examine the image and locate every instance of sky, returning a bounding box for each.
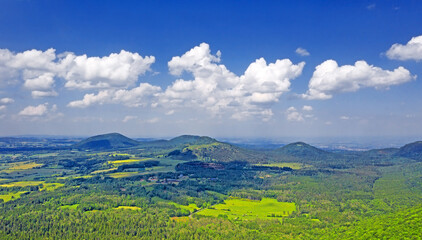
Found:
[0,0,422,141]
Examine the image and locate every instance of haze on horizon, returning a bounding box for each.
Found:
[0,1,421,140]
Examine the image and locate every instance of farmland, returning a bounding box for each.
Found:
[0,134,421,239]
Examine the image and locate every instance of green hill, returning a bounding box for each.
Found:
[72,133,139,150]
[394,141,422,161]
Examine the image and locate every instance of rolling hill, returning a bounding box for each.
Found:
[72,133,140,150]
[394,141,422,161]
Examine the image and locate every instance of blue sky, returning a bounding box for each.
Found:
[0,0,421,140]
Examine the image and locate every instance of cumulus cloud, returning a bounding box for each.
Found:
[286,107,304,122]
[61,50,155,89]
[302,105,313,111]
[296,47,310,56]
[302,60,415,100]
[163,43,305,120]
[19,103,49,116]
[0,98,14,104]
[68,83,161,108]
[0,105,6,111]
[386,35,422,61]
[0,48,155,98]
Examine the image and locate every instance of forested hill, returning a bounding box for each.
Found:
[71,133,422,166]
[72,133,139,150]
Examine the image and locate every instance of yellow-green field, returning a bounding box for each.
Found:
[0,181,44,187]
[9,162,43,170]
[0,181,64,191]
[114,206,142,210]
[40,183,65,191]
[59,204,79,210]
[108,158,152,166]
[0,191,28,202]
[107,172,140,178]
[0,178,10,182]
[91,168,117,174]
[171,216,190,222]
[196,198,296,221]
[168,202,199,213]
[254,162,311,170]
[56,175,93,180]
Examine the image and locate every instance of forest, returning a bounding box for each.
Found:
[0,133,421,239]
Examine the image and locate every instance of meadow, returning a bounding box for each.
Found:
[196,198,296,221]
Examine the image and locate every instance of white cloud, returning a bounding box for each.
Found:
[0,98,14,104]
[165,110,175,115]
[163,43,305,120]
[61,50,155,89]
[0,105,6,111]
[296,47,310,56]
[286,107,304,122]
[302,105,313,111]
[0,48,155,98]
[386,35,422,61]
[68,83,161,108]
[340,116,350,120]
[302,60,415,100]
[122,115,137,122]
[19,103,48,116]
[24,72,55,90]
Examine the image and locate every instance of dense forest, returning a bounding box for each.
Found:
[0,133,421,239]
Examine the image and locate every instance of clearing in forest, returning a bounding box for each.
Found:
[196,197,296,221]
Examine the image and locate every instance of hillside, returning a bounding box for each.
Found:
[394,141,422,161]
[72,133,139,150]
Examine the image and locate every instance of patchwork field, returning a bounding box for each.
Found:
[196,198,296,221]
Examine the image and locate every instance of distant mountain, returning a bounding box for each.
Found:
[274,142,330,158]
[168,135,217,146]
[72,133,139,150]
[394,141,422,161]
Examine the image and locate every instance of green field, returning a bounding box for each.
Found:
[0,181,64,191]
[0,181,44,187]
[196,198,296,221]
[0,191,28,202]
[114,206,142,210]
[108,158,152,166]
[59,204,79,210]
[40,183,65,191]
[254,162,311,170]
[107,172,140,178]
[9,162,43,170]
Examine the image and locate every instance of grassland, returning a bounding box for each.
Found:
[0,181,44,187]
[196,198,296,221]
[0,191,28,202]
[114,206,142,210]
[59,204,79,210]
[107,158,152,166]
[40,183,65,191]
[0,181,64,191]
[107,172,140,178]
[90,168,117,174]
[9,162,43,170]
[254,162,311,170]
